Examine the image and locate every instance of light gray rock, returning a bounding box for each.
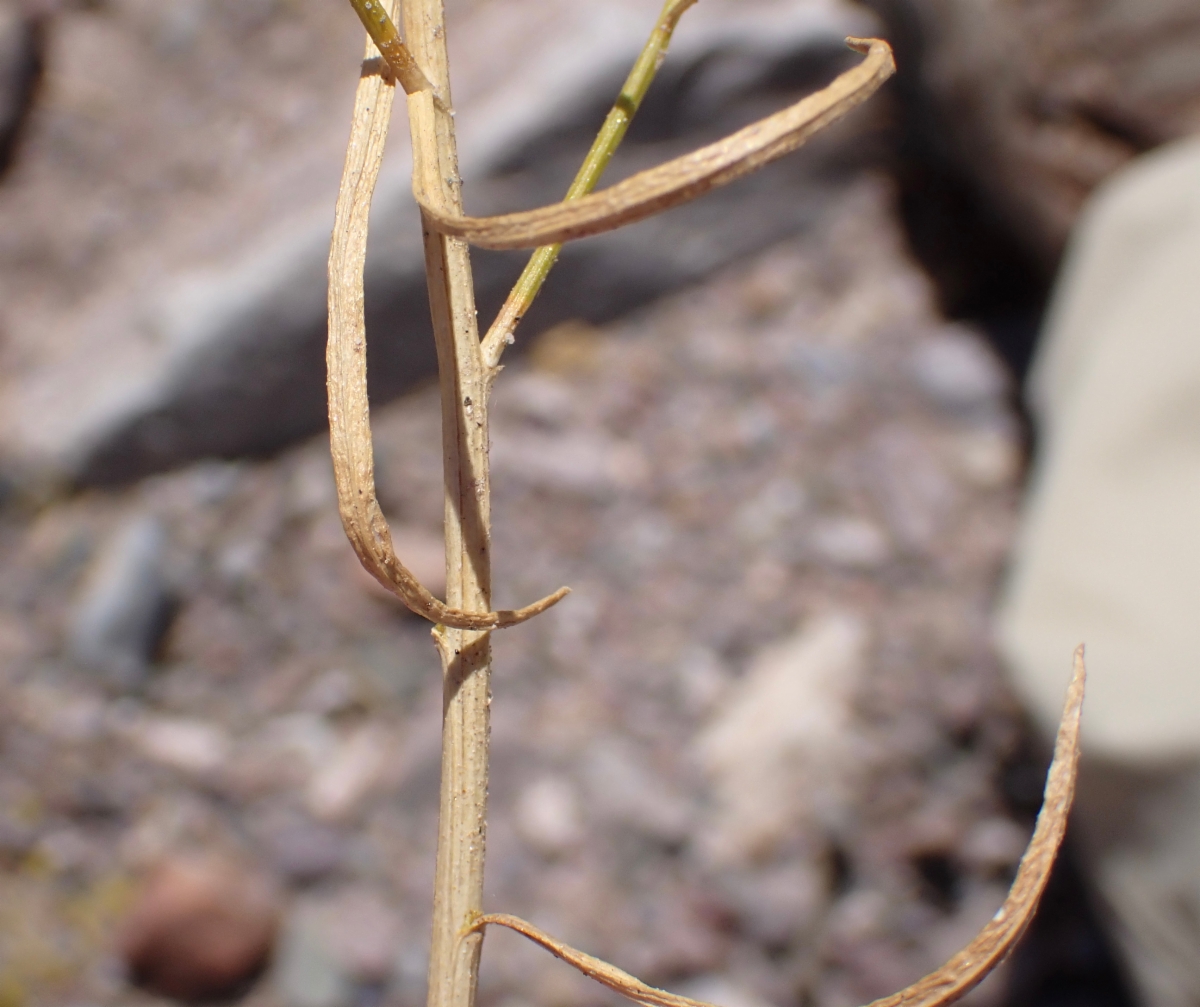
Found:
[0,0,880,485]
[68,516,173,689]
[273,891,402,1007]
[807,514,892,569]
[583,737,697,844]
[273,906,355,1007]
[514,775,585,856]
[694,611,869,864]
[909,325,1009,413]
[674,975,776,1007]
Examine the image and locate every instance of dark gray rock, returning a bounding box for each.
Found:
[864,0,1200,269]
[264,821,348,884]
[68,516,174,689]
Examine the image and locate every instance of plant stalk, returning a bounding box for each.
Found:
[481,0,698,370]
[346,0,435,97]
[399,4,492,1007]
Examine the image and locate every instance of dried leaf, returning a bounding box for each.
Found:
[327,33,569,630]
[467,647,1086,1007]
[419,38,895,250]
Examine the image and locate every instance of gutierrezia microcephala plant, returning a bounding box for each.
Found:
[326,4,1086,1007]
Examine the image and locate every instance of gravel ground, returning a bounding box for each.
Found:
[0,176,1037,1007]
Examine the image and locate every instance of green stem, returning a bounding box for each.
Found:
[481,0,697,368]
[346,0,435,97]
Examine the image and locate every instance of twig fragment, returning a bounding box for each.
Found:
[420,38,895,251]
[465,647,1086,1007]
[327,37,569,631]
[481,0,699,370]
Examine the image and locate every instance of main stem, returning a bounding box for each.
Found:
[401,4,491,1007]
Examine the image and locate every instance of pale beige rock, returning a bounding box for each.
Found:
[999,135,1200,758]
[999,136,1200,1005]
[130,716,231,775]
[694,611,868,864]
[514,775,585,856]
[306,724,391,821]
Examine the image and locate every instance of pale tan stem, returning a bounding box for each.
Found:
[399,4,494,1007]
[465,648,1087,1007]
[417,38,895,250]
[327,36,569,631]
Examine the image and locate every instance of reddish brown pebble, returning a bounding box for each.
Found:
[118,855,281,1002]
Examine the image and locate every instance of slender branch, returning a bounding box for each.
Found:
[327,39,570,630]
[481,0,699,371]
[344,0,435,97]
[420,38,895,251]
[464,648,1087,1007]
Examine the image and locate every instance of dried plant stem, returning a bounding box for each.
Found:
[481,0,698,371]
[399,2,493,1007]
[346,0,699,373]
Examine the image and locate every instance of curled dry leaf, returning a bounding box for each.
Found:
[418,38,895,250]
[326,38,569,631]
[328,19,888,629]
[466,648,1087,1007]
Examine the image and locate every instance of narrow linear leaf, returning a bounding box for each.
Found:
[467,647,1086,1007]
[421,38,895,251]
[327,27,569,630]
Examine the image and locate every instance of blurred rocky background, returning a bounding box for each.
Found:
[0,0,1195,1006]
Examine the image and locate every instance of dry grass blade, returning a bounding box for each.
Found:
[327,47,569,631]
[466,647,1087,1007]
[463,913,719,1007]
[419,38,894,250]
[860,645,1085,1007]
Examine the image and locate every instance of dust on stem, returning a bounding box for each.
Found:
[464,649,1087,1007]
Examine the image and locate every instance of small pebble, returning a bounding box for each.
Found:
[119,854,280,1002]
[910,327,1008,412]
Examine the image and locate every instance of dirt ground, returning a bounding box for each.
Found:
[0,174,1047,1007]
